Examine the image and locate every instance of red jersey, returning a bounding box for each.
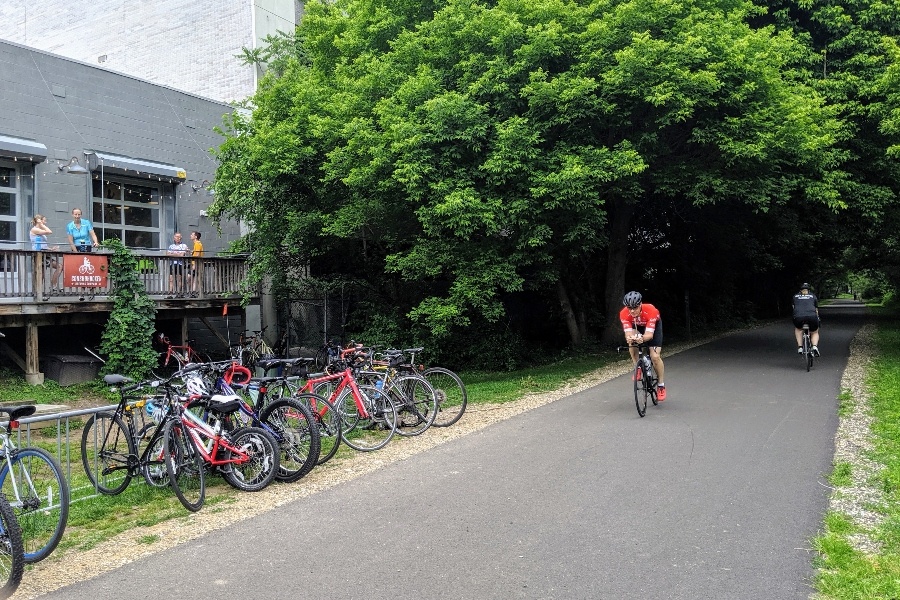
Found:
[619,303,661,334]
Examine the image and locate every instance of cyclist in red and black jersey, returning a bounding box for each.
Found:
[620,291,667,401]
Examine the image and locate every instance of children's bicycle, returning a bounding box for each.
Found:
[619,343,659,418]
[0,405,70,563]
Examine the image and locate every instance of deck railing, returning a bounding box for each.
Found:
[0,248,250,302]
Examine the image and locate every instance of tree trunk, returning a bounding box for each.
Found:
[557,279,582,347]
[601,198,635,345]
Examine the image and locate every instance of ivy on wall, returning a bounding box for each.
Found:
[98,240,157,379]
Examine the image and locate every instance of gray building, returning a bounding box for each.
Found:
[0,39,253,384]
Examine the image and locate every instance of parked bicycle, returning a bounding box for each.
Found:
[165,390,280,512]
[299,357,398,452]
[0,405,70,563]
[193,360,322,482]
[0,492,23,599]
[619,342,659,417]
[362,349,438,437]
[81,372,183,498]
[399,347,468,428]
[154,332,210,372]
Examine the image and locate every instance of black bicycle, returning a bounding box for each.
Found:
[80,368,193,495]
[619,343,659,417]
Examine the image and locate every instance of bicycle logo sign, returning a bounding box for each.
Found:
[63,254,108,288]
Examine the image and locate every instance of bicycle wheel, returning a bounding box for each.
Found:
[140,431,170,488]
[220,427,279,492]
[164,420,206,512]
[338,385,397,452]
[0,493,24,599]
[259,398,321,482]
[806,336,814,371]
[389,375,438,437]
[0,447,70,563]
[81,411,136,495]
[423,367,467,427]
[633,363,647,417]
[295,394,342,466]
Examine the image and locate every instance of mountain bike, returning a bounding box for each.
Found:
[0,405,70,564]
[0,492,24,599]
[800,323,815,372]
[619,343,659,417]
[155,333,210,373]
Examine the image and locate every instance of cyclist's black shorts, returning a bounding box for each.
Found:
[793,316,820,332]
[636,321,663,348]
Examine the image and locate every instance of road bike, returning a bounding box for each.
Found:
[800,323,816,372]
[299,359,398,453]
[619,343,659,417]
[0,492,23,599]
[0,405,70,563]
[154,332,210,372]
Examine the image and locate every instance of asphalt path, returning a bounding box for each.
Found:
[40,300,865,600]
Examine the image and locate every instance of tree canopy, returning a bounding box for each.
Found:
[210,0,896,367]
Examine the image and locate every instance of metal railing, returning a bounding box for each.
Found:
[10,404,129,504]
[0,248,250,301]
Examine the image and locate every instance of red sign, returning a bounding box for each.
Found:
[64,254,109,288]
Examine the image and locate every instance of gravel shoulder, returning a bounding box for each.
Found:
[15,326,873,599]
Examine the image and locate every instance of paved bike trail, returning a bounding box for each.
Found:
[40,300,864,599]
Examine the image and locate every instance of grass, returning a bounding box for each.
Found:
[813,307,900,599]
[0,367,111,404]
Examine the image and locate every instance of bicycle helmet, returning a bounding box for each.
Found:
[800,282,811,290]
[623,291,643,308]
[184,375,209,396]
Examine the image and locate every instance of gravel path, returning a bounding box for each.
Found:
[13,326,875,599]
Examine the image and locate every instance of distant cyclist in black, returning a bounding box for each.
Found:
[792,283,820,356]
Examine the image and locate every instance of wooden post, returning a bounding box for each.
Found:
[25,321,44,385]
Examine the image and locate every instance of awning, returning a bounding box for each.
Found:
[0,134,48,162]
[88,151,187,182]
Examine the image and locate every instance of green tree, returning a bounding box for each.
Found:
[212,0,842,354]
[98,240,158,379]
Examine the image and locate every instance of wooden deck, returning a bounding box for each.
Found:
[0,249,256,383]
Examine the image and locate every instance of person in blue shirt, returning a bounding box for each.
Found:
[66,208,98,252]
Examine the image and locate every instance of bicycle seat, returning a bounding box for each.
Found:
[0,405,36,421]
[191,394,242,414]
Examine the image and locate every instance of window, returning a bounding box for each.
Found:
[92,177,169,250]
[0,164,19,245]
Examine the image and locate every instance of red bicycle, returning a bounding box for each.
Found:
[164,390,280,512]
[154,332,209,371]
[298,359,397,453]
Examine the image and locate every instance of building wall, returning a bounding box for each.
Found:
[0,39,240,253]
[0,0,302,104]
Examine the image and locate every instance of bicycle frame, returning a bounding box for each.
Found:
[178,402,251,467]
[301,368,372,419]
